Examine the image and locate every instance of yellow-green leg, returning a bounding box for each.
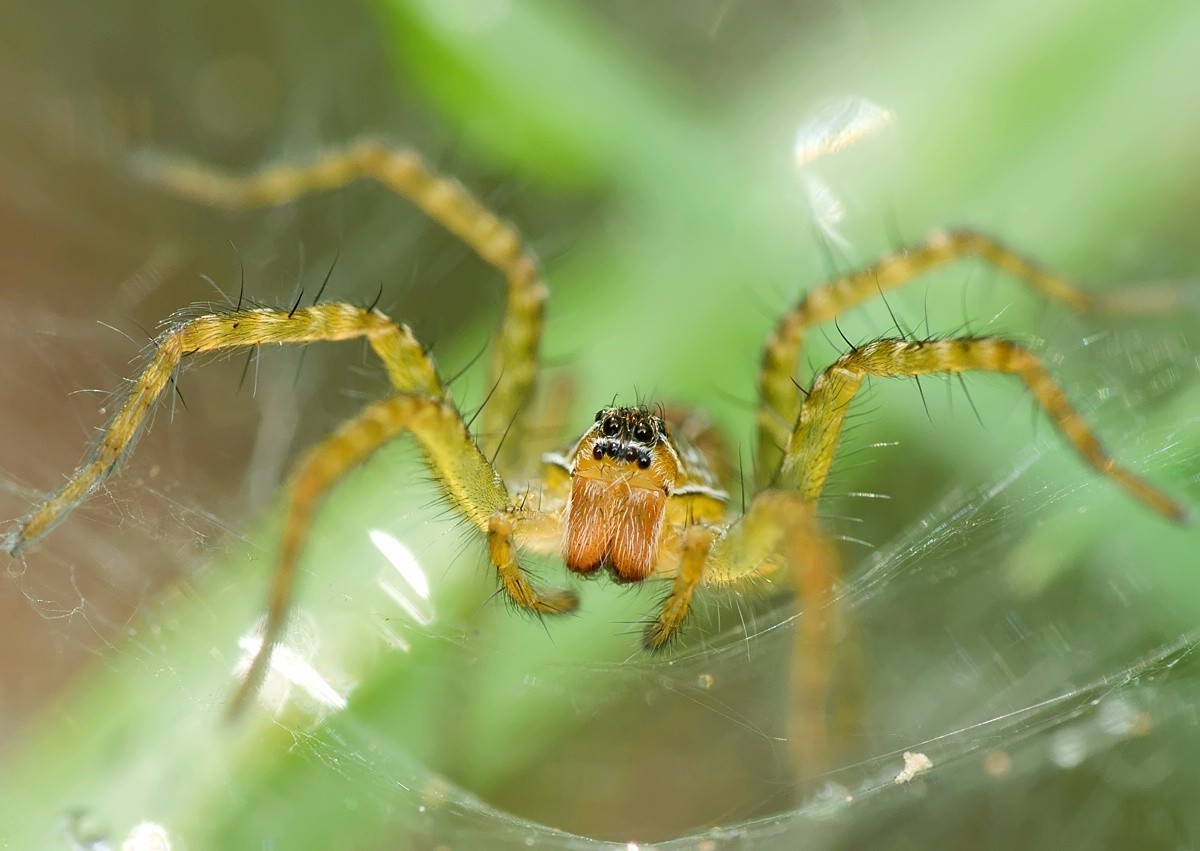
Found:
[643,524,716,649]
[4,303,439,555]
[230,393,574,718]
[756,229,1183,484]
[779,336,1186,520]
[698,490,846,776]
[487,508,579,616]
[140,140,547,470]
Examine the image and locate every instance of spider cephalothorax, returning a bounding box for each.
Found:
[3,142,1185,769]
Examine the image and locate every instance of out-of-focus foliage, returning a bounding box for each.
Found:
[0,0,1198,847]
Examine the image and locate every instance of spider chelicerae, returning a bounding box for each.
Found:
[2,141,1187,758]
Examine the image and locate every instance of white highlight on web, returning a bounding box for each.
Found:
[370,529,435,627]
[233,632,347,712]
[122,821,172,851]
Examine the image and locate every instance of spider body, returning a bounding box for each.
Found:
[551,406,727,582]
[3,142,1186,763]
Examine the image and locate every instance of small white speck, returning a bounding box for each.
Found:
[894,751,933,784]
[122,822,172,851]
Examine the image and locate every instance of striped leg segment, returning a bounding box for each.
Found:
[756,229,1177,484]
[141,140,546,469]
[229,393,572,718]
[643,524,717,649]
[777,337,1186,520]
[3,304,440,555]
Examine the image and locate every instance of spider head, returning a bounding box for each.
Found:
[562,406,682,582]
[585,406,670,472]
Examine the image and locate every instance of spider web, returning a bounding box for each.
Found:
[2,268,1199,849]
[3,0,1200,847]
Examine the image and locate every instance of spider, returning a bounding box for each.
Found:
[2,141,1187,761]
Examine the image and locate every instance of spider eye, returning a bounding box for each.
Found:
[632,423,654,444]
[601,417,620,437]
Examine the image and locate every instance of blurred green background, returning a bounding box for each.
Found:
[0,0,1198,847]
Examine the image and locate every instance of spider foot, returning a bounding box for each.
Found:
[514,584,579,616]
[642,620,678,651]
[643,600,688,651]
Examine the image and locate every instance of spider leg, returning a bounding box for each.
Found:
[718,332,1183,775]
[781,502,844,775]
[4,303,438,553]
[647,493,844,772]
[512,372,577,473]
[230,393,575,718]
[756,229,1187,483]
[641,490,823,644]
[487,508,578,614]
[643,524,716,649]
[139,140,545,470]
[780,336,1186,520]
[2,298,575,713]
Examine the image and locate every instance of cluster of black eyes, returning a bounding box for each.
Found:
[595,414,659,445]
[590,412,661,469]
[592,440,652,468]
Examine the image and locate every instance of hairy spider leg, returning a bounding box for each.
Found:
[780,336,1186,521]
[780,497,843,774]
[0,301,577,716]
[763,334,1188,772]
[656,490,843,770]
[756,228,1187,484]
[650,331,1186,773]
[487,507,578,613]
[4,304,434,553]
[639,484,819,648]
[140,140,546,471]
[231,393,575,718]
[643,524,717,648]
